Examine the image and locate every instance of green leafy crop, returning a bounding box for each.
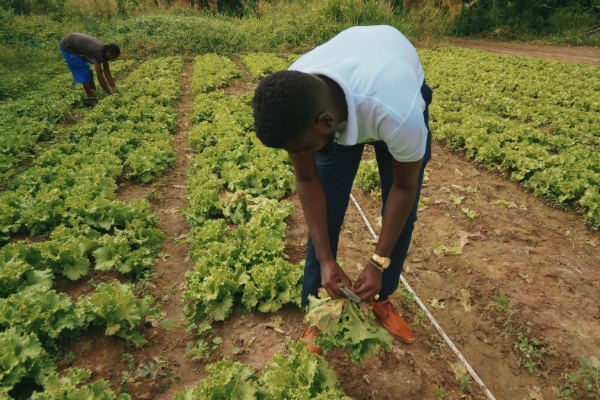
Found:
[174,341,351,400]
[76,281,160,347]
[306,289,392,363]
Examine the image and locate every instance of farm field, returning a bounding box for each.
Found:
[1,29,600,400]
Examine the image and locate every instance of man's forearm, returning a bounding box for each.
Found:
[104,71,116,88]
[105,74,115,88]
[97,75,112,95]
[376,185,417,257]
[103,61,116,88]
[94,63,112,95]
[296,180,335,265]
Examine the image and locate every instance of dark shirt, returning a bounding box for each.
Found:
[60,33,105,63]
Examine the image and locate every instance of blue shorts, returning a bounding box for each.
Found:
[60,45,93,84]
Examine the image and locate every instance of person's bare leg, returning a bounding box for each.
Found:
[82,81,97,107]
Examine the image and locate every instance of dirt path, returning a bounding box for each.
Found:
[446,38,600,66]
[61,41,600,400]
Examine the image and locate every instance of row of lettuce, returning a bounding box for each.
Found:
[0,57,183,398]
[182,53,300,324]
[420,47,600,228]
[173,52,358,399]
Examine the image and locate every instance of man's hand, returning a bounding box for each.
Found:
[353,260,383,302]
[320,259,353,300]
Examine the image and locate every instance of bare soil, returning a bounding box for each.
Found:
[58,41,600,400]
[445,38,600,66]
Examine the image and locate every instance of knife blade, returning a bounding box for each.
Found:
[339,283,361,303]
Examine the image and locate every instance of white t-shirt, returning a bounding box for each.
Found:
[289,25,427,162]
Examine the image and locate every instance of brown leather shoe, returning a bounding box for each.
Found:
[298,324,322,355]
[369,299,415,344]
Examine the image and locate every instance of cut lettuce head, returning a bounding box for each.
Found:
[305,289,392,363]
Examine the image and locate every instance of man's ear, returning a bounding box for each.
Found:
[316,112,334,130]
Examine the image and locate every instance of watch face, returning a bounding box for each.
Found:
[373,254,391,269]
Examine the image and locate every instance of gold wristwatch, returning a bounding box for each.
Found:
[371,254,391,270]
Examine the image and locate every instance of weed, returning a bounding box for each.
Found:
[398,286,416,303]
[396,287,437,346]
[187,320,213,336]
[161,379,173,390]
[433,385,446,398]
[160,283,178,302]
[121,353,176,388]
[449,194,464,206]
[566,356,600,397]
[86,278,99,289]
[557,384,577,400]
[461,207,478,220]
[186,339,210,361]
[135,271,157,293]
[490,293,554,375]
[122,352,135,369]
[64,351,76,362]
[186,336,223,361]
[459,375,473,393]
[450,361,473,394]
[513,324,554,374]
[433,239,467,256]
[212,336,223,346]
[146,187,163,203]
[134,356,169,379]
[494,199,517,208]
[121,372,132,385]
[121,353,135,384]
[492,290,511,312]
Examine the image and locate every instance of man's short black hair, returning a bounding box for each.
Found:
[252,70,321,149]
[105,44,120,56]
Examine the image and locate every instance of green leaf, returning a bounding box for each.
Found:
[158,319,179,330]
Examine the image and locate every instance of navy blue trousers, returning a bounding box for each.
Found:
[300,81,433,307]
